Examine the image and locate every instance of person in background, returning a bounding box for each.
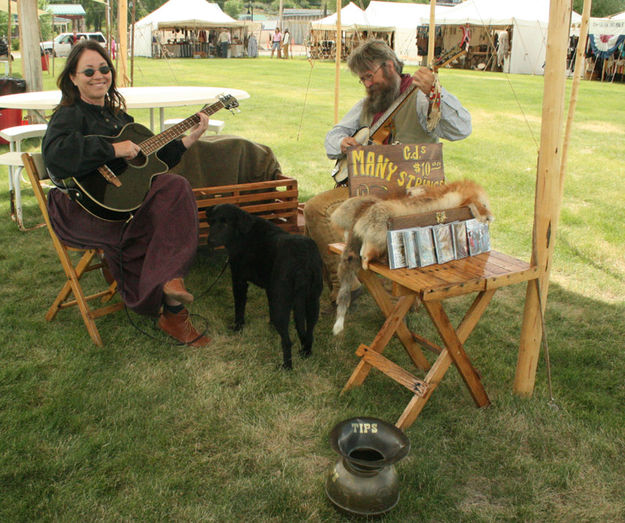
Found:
[218,29,231,58]
[271,27,282,58]
[247,32,258,58]
[42,40,211,347]
[281,29,292,59]
[304,40,472,303]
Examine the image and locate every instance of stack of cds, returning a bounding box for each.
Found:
[387,218,491,269]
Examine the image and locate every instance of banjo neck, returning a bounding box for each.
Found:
[368,82,418,140]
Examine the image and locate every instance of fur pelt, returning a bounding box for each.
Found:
[329,179,494,335]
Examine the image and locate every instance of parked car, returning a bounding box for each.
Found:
[41,32,106,57]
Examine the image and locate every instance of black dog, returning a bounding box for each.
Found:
[205,204,323,369]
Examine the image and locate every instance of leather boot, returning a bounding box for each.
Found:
[158,308,211,347]
[163,277,193,304]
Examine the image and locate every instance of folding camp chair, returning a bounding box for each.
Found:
[21,152,124,346]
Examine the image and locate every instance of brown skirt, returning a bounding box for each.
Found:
[47,173,198,316]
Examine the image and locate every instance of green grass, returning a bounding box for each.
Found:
[1,56,624,521]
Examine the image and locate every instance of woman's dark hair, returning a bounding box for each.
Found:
[56,39,126,112]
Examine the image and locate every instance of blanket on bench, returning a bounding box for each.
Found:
[173,135,282,188]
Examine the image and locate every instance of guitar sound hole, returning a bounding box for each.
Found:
[128,151,147,167]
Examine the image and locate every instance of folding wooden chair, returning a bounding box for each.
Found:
[21,153,124,346]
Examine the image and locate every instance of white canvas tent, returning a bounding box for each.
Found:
[364,1,453,63]
[436,0,581,74]
[133,0,244,57]
[310,2,392,32]
[611,11,625,20]
[309,2,394,60]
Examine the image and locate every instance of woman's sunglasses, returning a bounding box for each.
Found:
[78,65,112,77]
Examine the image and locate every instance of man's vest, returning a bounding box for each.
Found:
[359,85,437,145]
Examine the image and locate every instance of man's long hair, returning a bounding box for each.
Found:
[56,39,126,113]
[347,40,403,76]
[350,40,403,119]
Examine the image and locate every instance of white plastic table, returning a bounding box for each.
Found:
[0,86,250,131]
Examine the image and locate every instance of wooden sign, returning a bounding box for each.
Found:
[348,143,444,197]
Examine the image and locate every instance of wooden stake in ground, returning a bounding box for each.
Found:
[427,0,436,66]
[334,0,342,124]
[515,0,572,396]
[560,0,592,195]
[117,0,129,87]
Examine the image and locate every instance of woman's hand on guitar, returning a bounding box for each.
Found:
[113,140,142,160]
[411,67,435,95]
[182,112,210,149]
[340,135,361,154]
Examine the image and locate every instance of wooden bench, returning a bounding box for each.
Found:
[192,174,304,244]
[0,124,48,230]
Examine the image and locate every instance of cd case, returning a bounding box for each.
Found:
[385,212,491,270]
[387,229,408,269]
[402,229,419,269]
[432,224,456,264]
[452,221,469,259]
[414,226,436,267]
[466,219,491,256]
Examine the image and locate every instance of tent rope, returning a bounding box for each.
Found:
[464,6,542,149]
[297,58,316,141]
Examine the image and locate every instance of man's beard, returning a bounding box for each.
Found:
[362,72,401,120]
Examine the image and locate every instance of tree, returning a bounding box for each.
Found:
[224,0,244,19]
[573,0,625,17]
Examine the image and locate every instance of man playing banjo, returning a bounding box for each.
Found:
[304,40,472,303]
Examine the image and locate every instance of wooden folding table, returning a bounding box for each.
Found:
[329,243,539,430]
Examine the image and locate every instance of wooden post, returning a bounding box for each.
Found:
[117,0,129,87]
[334,0,342,124]
[560,0,592,195]
[7,0,12,75]
[18,0,43,117]
[427,0,436,66]
[514,0,572,396]
[130,0,136,86]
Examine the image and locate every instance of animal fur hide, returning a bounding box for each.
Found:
[329,179,494,334]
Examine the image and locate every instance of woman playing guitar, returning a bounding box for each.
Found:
[42,40,211,347]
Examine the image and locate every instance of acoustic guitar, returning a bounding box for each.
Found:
[59,94,239,221]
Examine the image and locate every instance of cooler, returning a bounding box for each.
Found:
[0,77,26,144]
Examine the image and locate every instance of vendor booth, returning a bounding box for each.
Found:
[583,17,625,81]
[435,0,581,75]
[363,1,453,63]
[309,2,394,60]
[133,0,246,58]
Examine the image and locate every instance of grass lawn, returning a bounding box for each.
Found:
[1,56,624,521]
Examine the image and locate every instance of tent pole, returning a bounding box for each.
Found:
[7,0,11,75]
[334,0,342,124]
[427,0,435,66]
[106,0,110,57]
[130,0,136,86]
[118,0,129,87]
[18,0,43,93]
[560,0,591,195]
[514,0,572,396]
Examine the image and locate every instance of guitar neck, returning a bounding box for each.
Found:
[139,100,225,156]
